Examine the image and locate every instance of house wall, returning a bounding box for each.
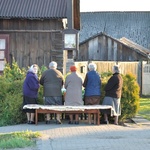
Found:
[79,35,148,61]
[0,19,65,72]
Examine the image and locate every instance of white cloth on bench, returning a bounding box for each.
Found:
[23,104,114,115]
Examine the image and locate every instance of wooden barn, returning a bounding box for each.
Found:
[0,0,80,74]
[78,32,150,62]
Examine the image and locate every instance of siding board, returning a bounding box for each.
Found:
[108,38,112,60]
[113,42,117,61]
[102,35,107,60]
[98,36,103,60]
[16,33,21,65]
[33,32,39,64]
[24,33,30,66]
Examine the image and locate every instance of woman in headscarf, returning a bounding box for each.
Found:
[102,65,123,125]
[23,64,40,124]
[65,65,83,124]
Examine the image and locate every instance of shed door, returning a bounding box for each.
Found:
[0,34,9,74]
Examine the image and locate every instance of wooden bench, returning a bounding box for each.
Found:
[23,104,113,125]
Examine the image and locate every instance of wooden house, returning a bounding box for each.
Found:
[79,32,150,61]
[0,0,80,74]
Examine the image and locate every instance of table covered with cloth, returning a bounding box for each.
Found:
[23,104,114,125]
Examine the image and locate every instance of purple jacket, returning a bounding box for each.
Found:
[23,71,39,98]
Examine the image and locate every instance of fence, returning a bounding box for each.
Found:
[143,63,150,95]
[74,61,147,95]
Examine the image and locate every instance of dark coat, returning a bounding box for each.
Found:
[23,71,39,98]
[40,68,64,97]
[105,73,123,98]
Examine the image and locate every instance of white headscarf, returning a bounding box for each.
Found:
[113,65,121,73]
[29,64,38,74]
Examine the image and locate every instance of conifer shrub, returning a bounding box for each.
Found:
[0,81,26,126]
[120,73,140,122]
[3,59,26,81]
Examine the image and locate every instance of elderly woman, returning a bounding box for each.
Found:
[83,63,101,124]
[65,65,83,124]
[102,65,123,125]
[40,61,64,124]
[83,63,101,105]
[23,64,39,124]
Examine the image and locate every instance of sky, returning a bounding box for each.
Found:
[80,0,150,12]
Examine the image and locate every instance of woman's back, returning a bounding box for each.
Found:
[65,72,83,106]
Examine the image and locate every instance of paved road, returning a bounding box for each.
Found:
[0,118,150,150]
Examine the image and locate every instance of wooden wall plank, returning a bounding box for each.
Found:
[16,33,23,67]
[9,33,16,62]
[23,33,30,67]
[108,38,112,61]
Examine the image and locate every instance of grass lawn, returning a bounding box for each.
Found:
[0,130,41,149]
[138,97,150,120]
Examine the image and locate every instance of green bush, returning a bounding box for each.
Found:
[0,79,26,126]
[120,73,140,122]
[3,59,26,82]
[100,72,112,103]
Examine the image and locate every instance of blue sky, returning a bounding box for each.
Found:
[80,0,150,12]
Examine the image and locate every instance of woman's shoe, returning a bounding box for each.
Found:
[103,120,109,124]
[68,121,73,124]
[75,121,79,125]
[27,121,30,124]
[45,120,50,124]
[30,121,35,124]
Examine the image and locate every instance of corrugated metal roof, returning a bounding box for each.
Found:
[80,12,150,49]
[0,0,67,19]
